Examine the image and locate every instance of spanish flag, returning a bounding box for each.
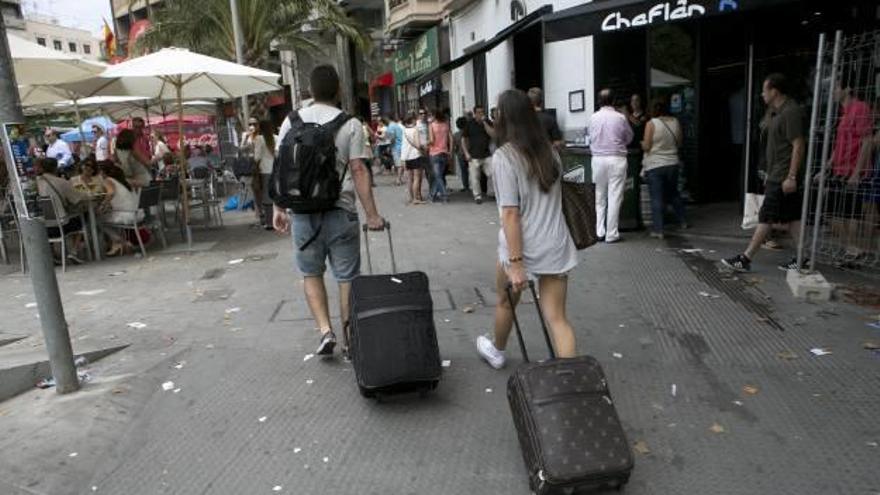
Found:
[102,18,116,58]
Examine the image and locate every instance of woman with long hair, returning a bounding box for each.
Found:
[254,120,276,229]
[97,161,143,256]
[114,129,151,188]
[428,109,453,203]
[476,89,579,369]
[400,112,426,204]
[641,97,686,239]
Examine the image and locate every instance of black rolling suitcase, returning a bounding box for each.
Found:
[506,282,633,494]
[347,223,442,398]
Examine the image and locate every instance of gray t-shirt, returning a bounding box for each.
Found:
[493,144,578,275]
[276,102,369,214]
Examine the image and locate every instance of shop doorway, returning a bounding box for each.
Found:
[513,23,543,91]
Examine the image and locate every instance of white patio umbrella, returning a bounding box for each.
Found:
[61,47,281,246]
[8,33,107,139]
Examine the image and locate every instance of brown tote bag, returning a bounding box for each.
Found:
[561,177,597,250]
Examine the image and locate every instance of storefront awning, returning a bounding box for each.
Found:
[416,4,553,84]
[544,0,802,43]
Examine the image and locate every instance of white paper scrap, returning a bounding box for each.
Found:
[172,388,181,394]
[273,486,282,492]
[173,362,185,369]
[390,277,403,284]
[485,388,493,393]
[225,307,241,314]
[75,289,106,296]
[303,354,315,362]
[612,352,623,359]
[228,258,244,265]
[323,457,329,463]
[671,384,677,397]
[258,416,267,423]
[69,452,78,458]
[25,302,37,308]
[306,379,314,385]
[810,348,832,356]
[681,248,703,254]
[127,322,147,329]
[698,291,720,299]
[441,360,451,367]
[293,447,302,454]
[161,381,175,391]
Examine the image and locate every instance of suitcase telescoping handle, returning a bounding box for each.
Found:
[506,281,557,363]
[362,222,397,275]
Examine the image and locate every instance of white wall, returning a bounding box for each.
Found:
[449,0,597,137]
[544,35,593,141]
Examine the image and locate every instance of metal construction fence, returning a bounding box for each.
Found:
[798,30,880,278]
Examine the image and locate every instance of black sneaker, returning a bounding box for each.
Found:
[721,254,751,272]
[778,257,809,271]
[316,331,337,355]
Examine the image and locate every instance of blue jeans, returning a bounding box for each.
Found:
[429,154,449,201]
[457,153,469,190]
[645,165,686,234]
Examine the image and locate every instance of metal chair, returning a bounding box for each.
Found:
[37,195,92,273]
[102,185,166,258]
[188,170,224,228]
[159,177,183,238]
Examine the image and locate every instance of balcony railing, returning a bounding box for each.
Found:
[389,0,407,10]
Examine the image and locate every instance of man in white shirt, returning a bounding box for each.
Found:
[273,65,385,358]
[93,124,110,161]
[45,130,74,173]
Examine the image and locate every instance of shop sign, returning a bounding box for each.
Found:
[393,27,439,83]
[601,0,740,32]
[419,78,440,97]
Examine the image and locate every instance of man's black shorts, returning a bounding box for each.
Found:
[759,181,802,224]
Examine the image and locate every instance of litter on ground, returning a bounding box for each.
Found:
[810,348,832,356]
[75,289,106,296]
[161,381,175,391]
[127,322,147,329]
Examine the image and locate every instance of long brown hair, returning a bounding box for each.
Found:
[494,89,559,192]
[259,120,275,155]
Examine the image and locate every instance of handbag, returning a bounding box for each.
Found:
[561,167,597,250]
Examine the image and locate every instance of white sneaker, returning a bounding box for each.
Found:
[476,335,506,369]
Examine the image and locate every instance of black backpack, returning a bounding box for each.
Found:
[269,110,350,214]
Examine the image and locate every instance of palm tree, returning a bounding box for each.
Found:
[137,0,369,69]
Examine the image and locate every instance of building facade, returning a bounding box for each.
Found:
[19,17,101,60]
[1,0,25,31]
[388,0,880,208]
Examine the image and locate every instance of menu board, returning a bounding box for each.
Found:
[2,122,37,217]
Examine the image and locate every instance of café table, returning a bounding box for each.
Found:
[80,190,106,262]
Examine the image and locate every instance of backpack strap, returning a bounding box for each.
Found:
[287,110,304,133]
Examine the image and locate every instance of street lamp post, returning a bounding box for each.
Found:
[229,0,250,125]
[0,16,79,393]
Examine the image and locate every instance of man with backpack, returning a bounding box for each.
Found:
[272,65,386,357]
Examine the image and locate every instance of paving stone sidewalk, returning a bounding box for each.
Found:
[0,175,878,495]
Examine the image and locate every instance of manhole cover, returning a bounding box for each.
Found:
[193,288,235,302]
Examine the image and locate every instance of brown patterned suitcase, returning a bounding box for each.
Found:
[506,282,633,494]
